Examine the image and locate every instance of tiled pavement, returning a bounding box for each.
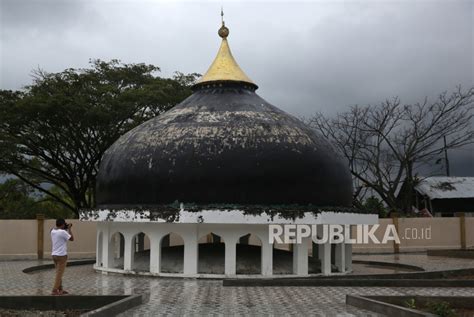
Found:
[1,255,473,316]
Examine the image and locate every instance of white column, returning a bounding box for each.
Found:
[318,239,331,275]
[149,234,161,274]
[335,241,346,273]
[261,241,273,276]
[225,239,237,276]
[183,227,198,275]
[96,231,101,266]
[105,226,116,270]
[293,238,308,275]
[101,225,110,268]
[345,243,353,272]
[124,234,134,271]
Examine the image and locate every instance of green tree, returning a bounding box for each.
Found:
[0,178,37,219]
[362,196,387,218]
[36,184,76,219]
[0,60,198,217]
[0,178,75,219]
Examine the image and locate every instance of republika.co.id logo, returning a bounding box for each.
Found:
[268,224,431,244]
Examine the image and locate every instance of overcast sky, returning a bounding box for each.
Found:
[1,0,473,175]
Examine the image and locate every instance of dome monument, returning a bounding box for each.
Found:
[81,12,377,278]
[96,16,352,209]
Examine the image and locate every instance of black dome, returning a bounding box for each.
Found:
[96,82,353,208]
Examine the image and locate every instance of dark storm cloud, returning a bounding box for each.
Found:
[1,0,473,173]
[1,0,86,30]
[451,150,474,177]
[1,0,472,111]
[243,0,473,116]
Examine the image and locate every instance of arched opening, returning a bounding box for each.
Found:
[236,233,262,274]
[198,232,224,274]
[272,242,293,274]
[109,232,125,270]
[96,231,103,267]
[310,241,321,274]
[160,233,184,273]
[132,232,150,272]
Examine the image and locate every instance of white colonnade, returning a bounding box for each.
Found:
[95,222,352,277]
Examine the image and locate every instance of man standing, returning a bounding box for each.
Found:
[51,218,74,295]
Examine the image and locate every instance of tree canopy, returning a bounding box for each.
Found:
[0,178,75,219]
[0,59,198,217]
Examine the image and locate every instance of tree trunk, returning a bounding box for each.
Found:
[396,163,415,214]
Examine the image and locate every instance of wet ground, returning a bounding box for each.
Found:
[0,253,473,316]
[0,309,85,317]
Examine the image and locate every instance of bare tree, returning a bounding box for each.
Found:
[308,86,474,212]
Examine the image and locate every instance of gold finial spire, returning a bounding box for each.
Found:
[218,8,229,38]
[195,10,256,88]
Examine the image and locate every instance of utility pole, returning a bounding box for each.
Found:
[443,136,450,176]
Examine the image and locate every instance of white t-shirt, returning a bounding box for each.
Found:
[51,228,71,256]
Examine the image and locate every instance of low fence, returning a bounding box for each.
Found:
[0,218,97,260]
[353,214,473,253]
[0,215,472,260]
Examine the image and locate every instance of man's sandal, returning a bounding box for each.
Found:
[51,289,62,295]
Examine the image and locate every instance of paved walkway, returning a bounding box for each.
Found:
[1,254,473,316]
